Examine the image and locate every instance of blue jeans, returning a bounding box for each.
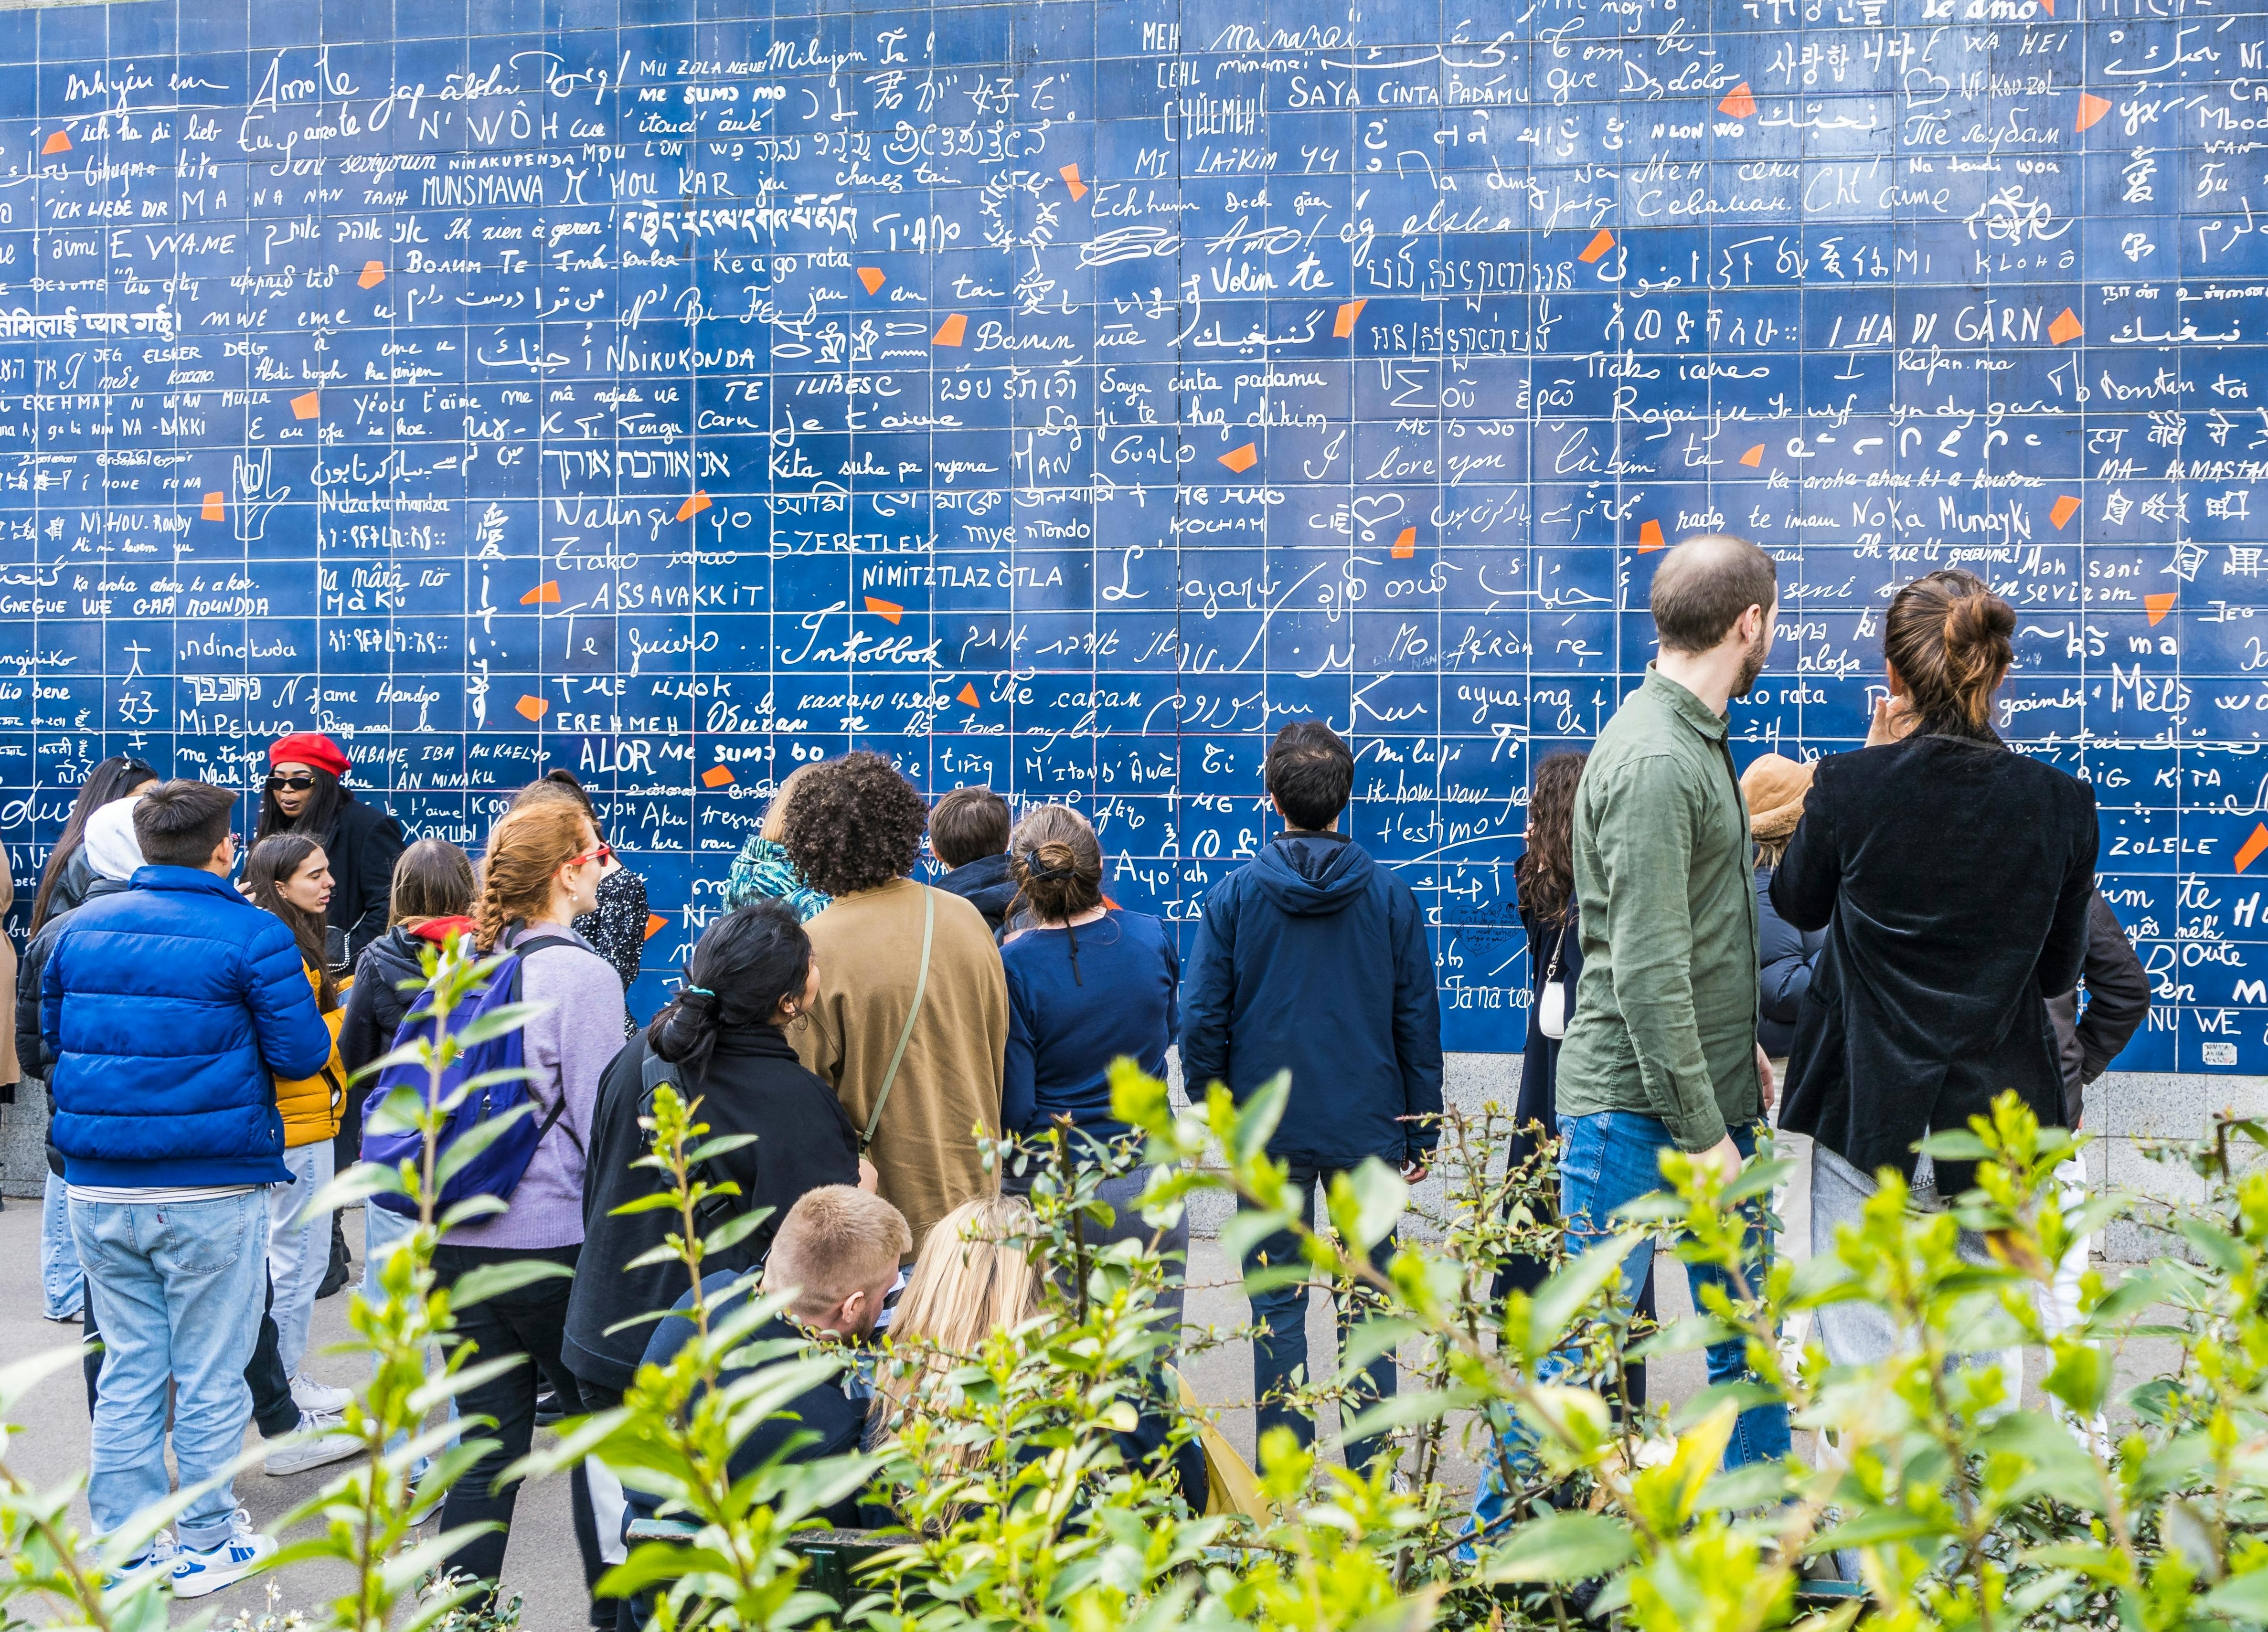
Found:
[1240,1164,1399,1473]
[70,1189,270,1549]
[1471,1112,1789,1540]
[42,1169,84,1319]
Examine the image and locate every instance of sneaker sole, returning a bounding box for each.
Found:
[170,1556,266,1600]
[264,1439,363,1477]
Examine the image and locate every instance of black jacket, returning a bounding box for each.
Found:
[2044,891,2150,1125]
[1755,865,1825,1059]
[1772,735,2098,1195]
[1497,899,1580,1300]
[563,1027,861,1392]
[1180,832,1444,1168]
[935,852,1018,934]
[38,847,98,931]
[319,792,406,962]
[627,1278,874,1532]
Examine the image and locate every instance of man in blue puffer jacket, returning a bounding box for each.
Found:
[43,779,332,1598]
[1180,720,1443,1475]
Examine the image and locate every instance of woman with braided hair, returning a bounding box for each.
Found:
[1772,568,2099,1368]
[432,798,625,1620]
[997,805,1188,1331]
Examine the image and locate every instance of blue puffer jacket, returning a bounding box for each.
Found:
[43,865,334,1187]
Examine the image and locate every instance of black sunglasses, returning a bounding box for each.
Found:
[266,774,316,793]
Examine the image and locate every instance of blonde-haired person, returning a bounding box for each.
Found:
[433,799,626,1615]
[1772,568,2098,1367]
[999,805,1188,1332]
[1738,753,1823,1083]
[870,1194,1202,1517]
[722,762,831,921]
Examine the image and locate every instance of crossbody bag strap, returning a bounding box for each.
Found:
[1544,922,1566,984]
[863,885,936,1154]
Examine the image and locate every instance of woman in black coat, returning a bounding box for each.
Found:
[562,900,866,1408]
[1773,569,2097,1366]
[258,732,405,963]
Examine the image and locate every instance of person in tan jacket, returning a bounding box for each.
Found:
[781,754,1009,1253]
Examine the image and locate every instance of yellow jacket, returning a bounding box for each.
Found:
[275,961,350,1148]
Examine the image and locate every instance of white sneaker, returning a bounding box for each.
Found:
[97,1530,175,1591]
[264,1409,363,1477]
[290,1375,352,1413]
[169,1511,275,1599]
[406,1457,444,1526]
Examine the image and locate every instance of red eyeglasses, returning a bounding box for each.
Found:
[566,843,613,869]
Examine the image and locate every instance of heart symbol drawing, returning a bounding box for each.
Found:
[1347,492,1407,545]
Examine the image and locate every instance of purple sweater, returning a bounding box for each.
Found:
[444,922,629,1250]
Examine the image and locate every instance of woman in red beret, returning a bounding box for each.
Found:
[255,732,405,966]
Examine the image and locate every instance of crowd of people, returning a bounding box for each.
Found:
[0,533,2151,1613]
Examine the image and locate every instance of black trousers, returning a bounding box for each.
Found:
[433,1242,604,1612]
[84,1269,300,1437]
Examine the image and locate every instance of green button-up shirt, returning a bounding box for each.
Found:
[1555,664,1763,1151]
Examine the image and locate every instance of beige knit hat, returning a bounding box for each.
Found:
[1740,753,1815,842]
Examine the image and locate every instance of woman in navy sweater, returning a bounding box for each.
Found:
[998,804,1186,1331]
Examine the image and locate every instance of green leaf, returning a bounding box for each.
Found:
[1917,1128,1991,1161]
[431,1102,537,1187]
[1479,1511,1637,1584]
[1220,1206,1295,1272]
[684,1132,758,1166]
[2178,1218,2248,1275]
[703,1207,774,1257]
[2043,1338,2111,1420]
[1528,1233,1635,1357]
[606,1192,689,1218]
[450,1258,575,1308]
[1231,1070,1290,1165]
[2205,1568,2268,1620]
[1336,1158,1408,1253]
[457,999,551,1047]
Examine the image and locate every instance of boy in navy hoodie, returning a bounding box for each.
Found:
[930,785,1018,932]
[1180,721,1442,1473]
[43,780,332,1596]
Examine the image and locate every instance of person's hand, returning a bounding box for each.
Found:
[1756,1043,1777,1112]
[1866,694,1913,747]
[857,1157,879,1193]
[1399,1156,1430,1186]
[1695,1134,1745,1187]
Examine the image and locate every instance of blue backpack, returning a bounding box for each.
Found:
[362,933,581,1219]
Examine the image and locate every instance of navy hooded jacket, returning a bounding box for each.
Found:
[43,865,334,1187]
[1180,832,1443,1168]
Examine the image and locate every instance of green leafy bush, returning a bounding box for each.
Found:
[7,950,2267,1632]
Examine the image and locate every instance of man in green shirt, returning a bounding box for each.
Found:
[1470,535,1789,1544]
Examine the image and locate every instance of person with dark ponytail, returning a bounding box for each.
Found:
[1772,568,2099,1368]
[256,733,404,963]
[563,899,865,1409]
[997,805,1188,1328]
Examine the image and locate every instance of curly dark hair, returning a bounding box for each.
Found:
[1515,751,1587,928]
[778,752,929,897]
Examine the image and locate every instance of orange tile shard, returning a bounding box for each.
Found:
[864,596,904,623]
[1739,444,1766,468]
[1639,519,1668,552]
[956,682,982,708]
[2049,496,2081,530]
[2146,591,2177,626]
[1718,82,1756,118]
[515,695,549,721]
[1219,443,1258,474]
[2238,824,2268,874]
[857,266,886,294]
[1333,299,1366,338]
[701,765,735,788]
[521,581,561,605]
[40,130,68,155]
[1392,527,1417,559]
[290,391,319,420]
[1058,163,1087,201]
[1578,229,1615,264]
[358,261,385,289]
[675,491,711,521]
[643,913,667,941]
[2076,92,2112,132]
[2049,307,2084,345]
[933,314,967,347]
[200,492,224,521]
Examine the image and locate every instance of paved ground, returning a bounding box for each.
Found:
[0,1140,2185,1629]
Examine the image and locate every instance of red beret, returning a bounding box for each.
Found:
[268,732,350,779]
